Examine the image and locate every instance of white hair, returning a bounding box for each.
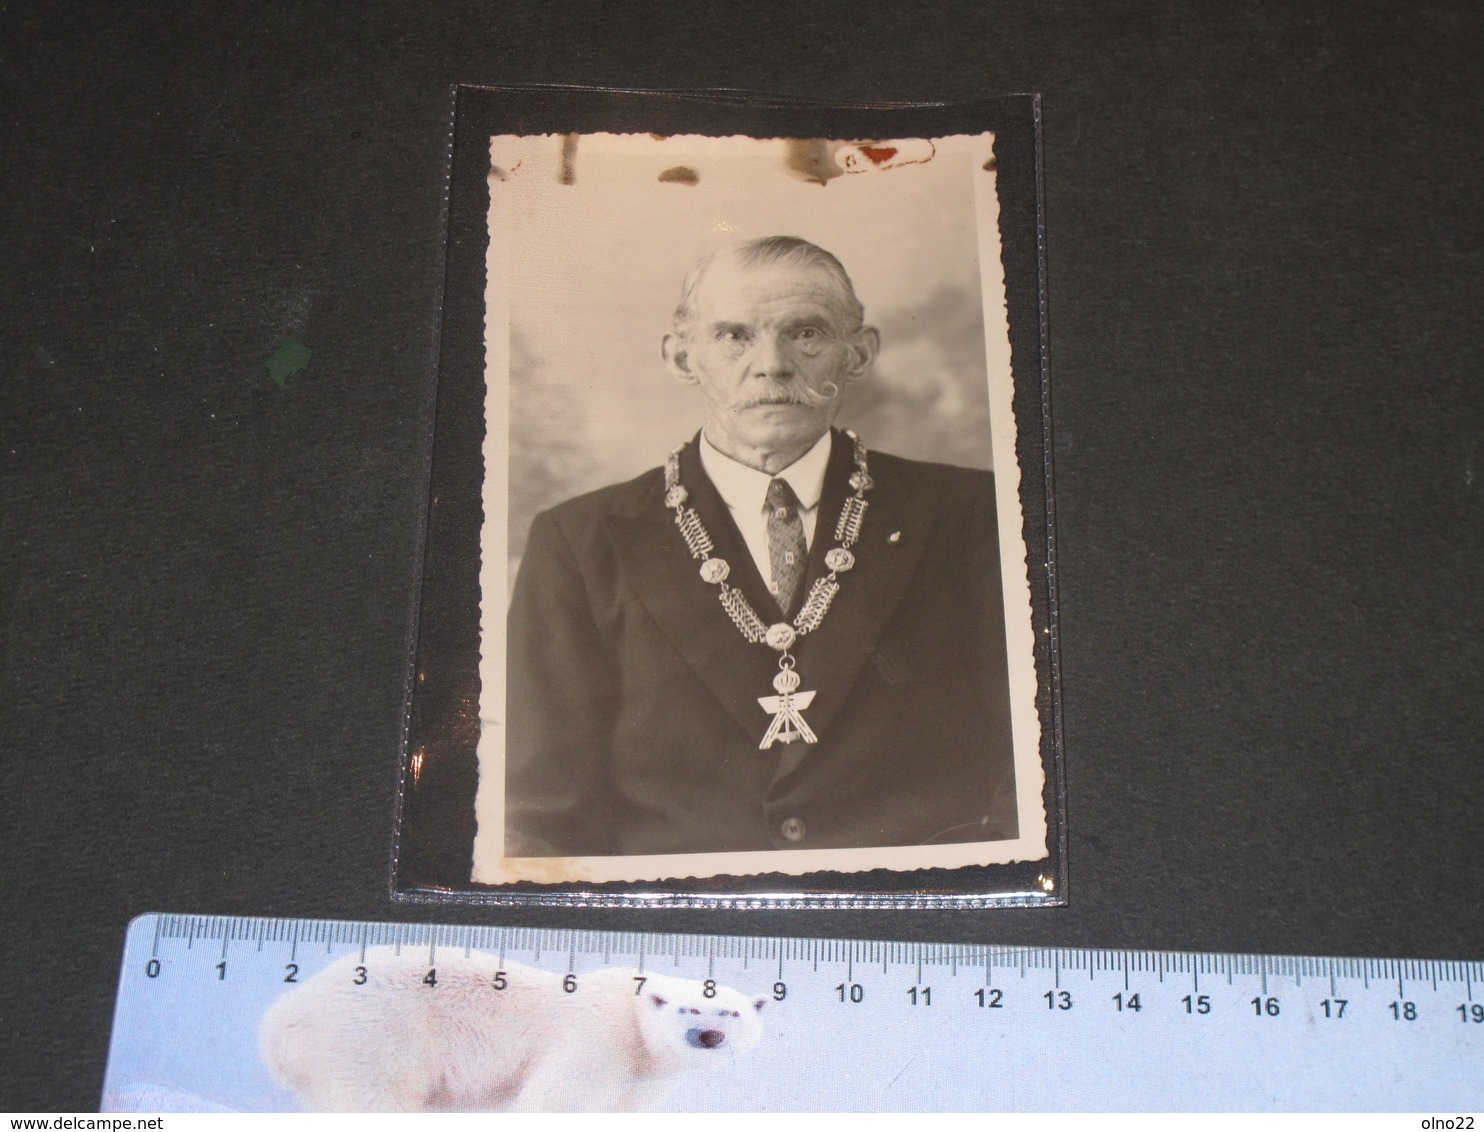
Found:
[671,236,865,339]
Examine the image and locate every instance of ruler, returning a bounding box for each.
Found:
[102,913,1482,1112]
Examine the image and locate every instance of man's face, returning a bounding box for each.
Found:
[662,257,879,468]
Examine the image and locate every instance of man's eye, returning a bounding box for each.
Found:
[718,329,749,343]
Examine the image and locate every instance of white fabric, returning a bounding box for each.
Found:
[698,430,832,595]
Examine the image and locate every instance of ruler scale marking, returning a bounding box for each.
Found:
[103,914,1483,1113]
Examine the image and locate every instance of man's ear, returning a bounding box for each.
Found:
[662,333,698,385]
[844,325,880,383]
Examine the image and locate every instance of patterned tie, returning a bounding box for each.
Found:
[766,478,807,616]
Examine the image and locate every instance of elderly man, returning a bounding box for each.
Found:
[504,236,1017,858]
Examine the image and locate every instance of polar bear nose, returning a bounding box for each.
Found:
[686,1028,727,1050]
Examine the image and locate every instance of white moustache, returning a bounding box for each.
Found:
[737,383,839,409]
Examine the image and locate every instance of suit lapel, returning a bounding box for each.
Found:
[786,435,936,740]
[602,437,778,742]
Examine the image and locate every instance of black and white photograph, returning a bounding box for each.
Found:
[471,131,1046,885]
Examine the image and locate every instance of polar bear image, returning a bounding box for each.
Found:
[259,949,767,1111]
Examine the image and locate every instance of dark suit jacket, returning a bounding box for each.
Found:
[504,429,1018,857]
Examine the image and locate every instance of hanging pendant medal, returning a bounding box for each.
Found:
[757,626,817,749]
[665,431,873,752]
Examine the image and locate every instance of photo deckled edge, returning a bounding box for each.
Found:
[471,130,1046,887]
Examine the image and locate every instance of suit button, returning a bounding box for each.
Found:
[780,817,806,842]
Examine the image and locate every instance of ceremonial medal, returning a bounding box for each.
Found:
[664,431,873,750]
[758,661,817,748]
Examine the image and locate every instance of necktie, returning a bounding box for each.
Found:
[766,478,806,616]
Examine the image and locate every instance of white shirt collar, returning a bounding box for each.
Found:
[699,429,833,514]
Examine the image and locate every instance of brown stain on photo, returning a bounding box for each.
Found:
[839,139,937,175]
[784,138,844,185]
[558,134,578,185]
[658,165,699,185]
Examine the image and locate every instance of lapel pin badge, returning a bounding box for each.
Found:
[888,531,902,543]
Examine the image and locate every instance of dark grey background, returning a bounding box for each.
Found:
[3,1,1480,1110]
